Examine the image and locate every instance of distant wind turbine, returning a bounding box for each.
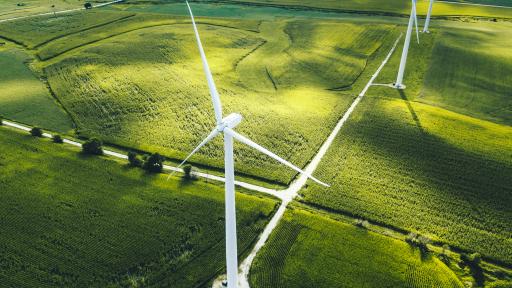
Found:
[423,0,434,33]
[394,0,420,89]
[182,2,329,287]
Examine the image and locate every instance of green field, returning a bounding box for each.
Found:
[301,21,512,265]
[0,127,277,287]
[250,209,463,288]
[421,23,512,125]
[0,44,73,133]
[0,1,511,287]
[0,0,105,21]
[0,10,398,184]
[188,0,512,18]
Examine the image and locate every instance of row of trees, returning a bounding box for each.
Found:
[22,125,195,177]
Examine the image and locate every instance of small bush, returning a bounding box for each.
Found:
[143,153,163,173]
[128,151,142,167]
[406,233,430,252]
[82,138,103,155]
[0,116,3,125]
[355,219,369,229]
[30,127,43,137]
[53,134,63,143]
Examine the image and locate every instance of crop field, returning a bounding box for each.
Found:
[250,209,463,288]
[0,9,399,184]
[301,23,512,264]
[421,23,512,125]
[0,44,73,133]
[0,0,93,21]
[0,127,277,287]
[174,0,512,18]
[370,21,512,126]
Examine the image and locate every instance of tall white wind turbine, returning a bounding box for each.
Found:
[423,0,434,33]
[182,2,329,287]
[394,0,420,89]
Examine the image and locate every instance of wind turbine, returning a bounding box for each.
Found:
[423,0,434,33]
[394,0,420,89]
[182,2,329,287]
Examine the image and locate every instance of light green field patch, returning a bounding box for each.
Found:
[421,23,512,125]
[0,46,73,133]
[250,209,463,288]
[371,21,512,125]
[41,18,395,184]
[0,127,277,287]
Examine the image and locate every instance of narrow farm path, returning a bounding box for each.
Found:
[234,33,403,288]
[1,33,402,288]
[0,0,123,23]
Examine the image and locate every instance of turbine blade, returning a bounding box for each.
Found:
[412,0,420,44]
[167,127,220,179]
[186,1,223,125]
[225,128,330,187]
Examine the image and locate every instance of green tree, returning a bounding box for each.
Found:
[82,138,103,155]
[30,127,43,137]
[143,153,164,173]
[53,134,63,144]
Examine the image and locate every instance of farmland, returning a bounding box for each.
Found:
[0,0,511,287]
[136,0,512,18]
[0,9,400,184]
[250,209,463,288]
[0,0,105,21]
[0,43,73,133]
[301,21,512,265]
[0,127,277,287]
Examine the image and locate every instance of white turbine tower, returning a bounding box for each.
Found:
[423,0,434,33]
[182,2,329,287]
[394,0,420,89]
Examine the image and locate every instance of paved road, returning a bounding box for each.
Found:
[0,0,124,23]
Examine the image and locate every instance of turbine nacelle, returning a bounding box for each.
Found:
[219,113,243,131]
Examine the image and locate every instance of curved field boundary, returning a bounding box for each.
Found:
[38,21,263,61]
[234,39,267,69]
[33,14,137,49]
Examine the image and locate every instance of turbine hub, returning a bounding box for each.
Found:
[219,113,243,131]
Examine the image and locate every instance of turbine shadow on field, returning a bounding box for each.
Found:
[354,107,512,227]
[398,89,423,132]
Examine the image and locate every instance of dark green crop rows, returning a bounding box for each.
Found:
[0,127,277,287]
